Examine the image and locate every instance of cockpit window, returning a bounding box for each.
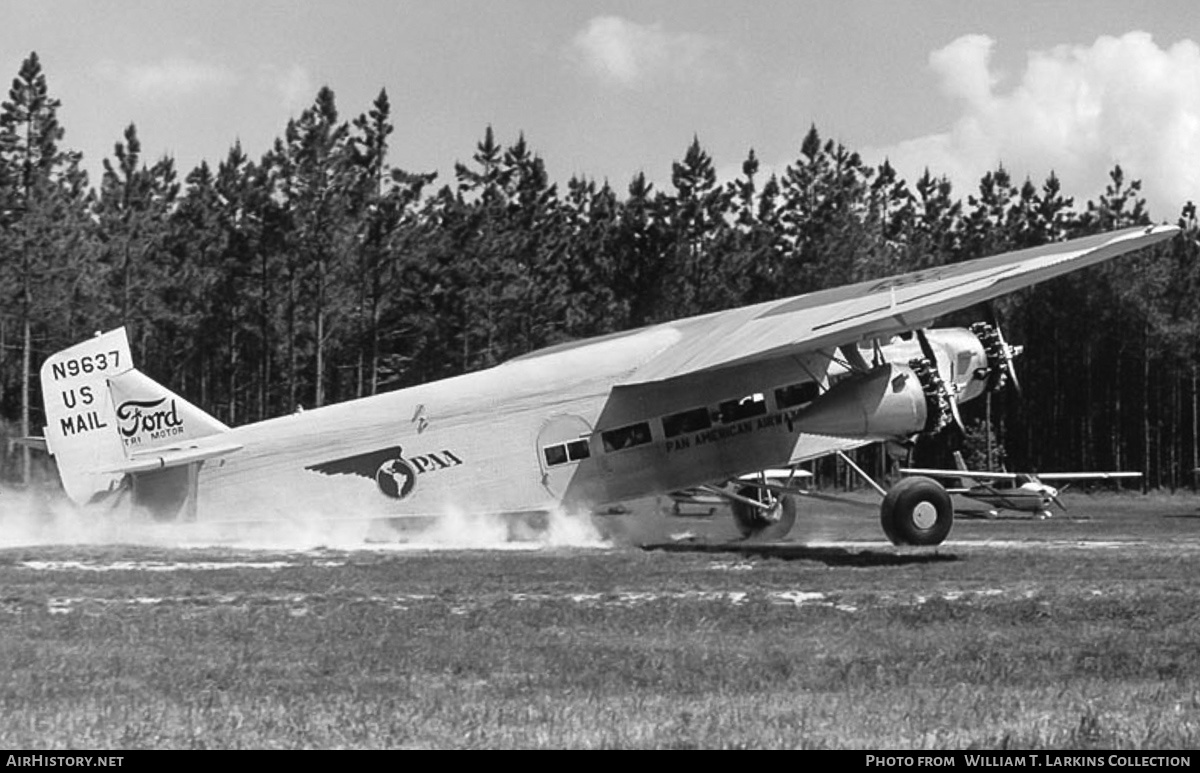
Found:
[543,445,568,467]
[775,382,819,409]
[566,439,590,462]
[544,438,592,467]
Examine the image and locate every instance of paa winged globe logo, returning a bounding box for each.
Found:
[305,445,418,500]
[374,457,417,499]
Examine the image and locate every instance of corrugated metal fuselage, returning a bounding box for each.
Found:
[192,327,862,521]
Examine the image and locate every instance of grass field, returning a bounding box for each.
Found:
[2,490,1199,749]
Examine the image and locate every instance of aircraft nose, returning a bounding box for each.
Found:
[1046,486,1067,513]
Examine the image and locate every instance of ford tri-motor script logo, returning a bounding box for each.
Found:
[305,445,462,501]
[116,397,184,442]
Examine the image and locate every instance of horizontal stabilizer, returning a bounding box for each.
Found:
[104,441,244,474]
[9,436,48,452]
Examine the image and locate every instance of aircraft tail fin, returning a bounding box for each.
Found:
[106,368,230,453]
[41,328,134,504]
[40,328,229,507]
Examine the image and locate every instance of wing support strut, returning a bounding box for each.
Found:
[836,449,888,497]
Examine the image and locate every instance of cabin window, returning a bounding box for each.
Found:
[544,438,592,467]
[566,439,591,462]
[543,444,569,467]
[719,393,767,424]
[775,381,820,409]
[601,422,652,452]
[662,407,712,438]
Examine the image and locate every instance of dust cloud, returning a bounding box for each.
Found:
[383,505,609,550]
[0,481,612,551]
[0,486,140,548]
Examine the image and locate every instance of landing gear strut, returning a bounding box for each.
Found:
[833,450,954,546]
[730,485,797,541]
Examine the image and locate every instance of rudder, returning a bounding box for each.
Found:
[40,328,133,504]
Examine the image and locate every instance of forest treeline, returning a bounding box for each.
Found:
[2,52,1199,490]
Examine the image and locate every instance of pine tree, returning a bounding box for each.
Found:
[615,171,670,327]
[283,86,352,408]
[96,123,181,357]
[663,135,736,316]
[213,142,272,422]
[347,89,435,395]
[0,52,92,483]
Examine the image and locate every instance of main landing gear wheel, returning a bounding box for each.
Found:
[880,476,954,546]
[731,486,797,541]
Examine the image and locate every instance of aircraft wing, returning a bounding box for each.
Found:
[1034,472,1142,481]
[621,226,1177,384]
[900,467,1019,481]
[902,468,1142,482]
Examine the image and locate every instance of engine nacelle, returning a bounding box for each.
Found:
[791,363,930,440]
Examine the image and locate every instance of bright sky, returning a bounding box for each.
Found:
[3,0,1198,217]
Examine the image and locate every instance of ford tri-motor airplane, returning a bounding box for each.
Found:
[902,452,1142,519]
[37,226,1177,545]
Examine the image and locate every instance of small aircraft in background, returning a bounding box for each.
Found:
[901,452,1142,519]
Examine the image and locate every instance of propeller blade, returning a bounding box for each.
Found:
[971,320,1023,397]
[995,325,1023,398]
[915,328,937,364]
[1007,359,1023,398]
[946,391,966,449]
[915,327,965,445]
[1051,494,1067,512]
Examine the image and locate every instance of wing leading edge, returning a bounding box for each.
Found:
[899,468,1141,482]
[620,225,1178,384]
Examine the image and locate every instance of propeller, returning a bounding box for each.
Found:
[970,320,1023,398]
[1033,475,1066,513]
[993,324,1023,398]
[914,328,966,447]
[1048,480,1069,512]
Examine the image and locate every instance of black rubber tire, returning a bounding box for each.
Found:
[731,488,798,541]
[880,476,954,546]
